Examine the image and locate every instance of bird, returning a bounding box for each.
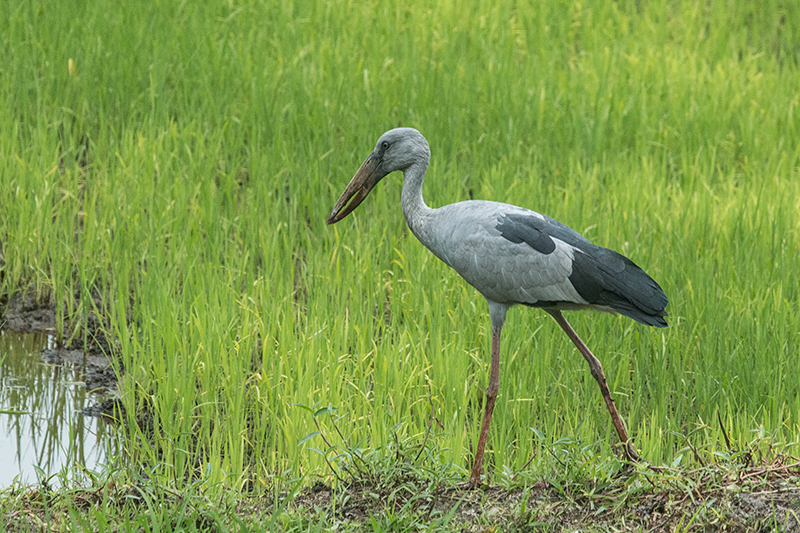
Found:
[326,127,668,488]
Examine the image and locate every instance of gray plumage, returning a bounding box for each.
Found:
[327,127,668,486]
[414,200,667,328]
[328,127,667,329]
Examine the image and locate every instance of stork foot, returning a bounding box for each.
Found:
[612,459,637,480]
[457,477,486,490]
[623,442,640,462]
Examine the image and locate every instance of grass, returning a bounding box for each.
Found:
[2,0,800,529]
[2,429,798,531]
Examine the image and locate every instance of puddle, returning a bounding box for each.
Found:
[0,330,115,486]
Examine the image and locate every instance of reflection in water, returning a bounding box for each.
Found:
[0,330,113,486]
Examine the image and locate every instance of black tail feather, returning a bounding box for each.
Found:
[569,246,669,328]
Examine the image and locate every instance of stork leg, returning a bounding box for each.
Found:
[546,310,640,461]
[468,325,502,487]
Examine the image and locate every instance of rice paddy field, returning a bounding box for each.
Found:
[2,0,800,530]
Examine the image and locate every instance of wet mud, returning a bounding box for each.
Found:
[0,292,122,420]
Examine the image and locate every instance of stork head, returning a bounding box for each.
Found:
[327,128,429,224]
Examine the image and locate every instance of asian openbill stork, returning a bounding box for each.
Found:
[326,127,668,488]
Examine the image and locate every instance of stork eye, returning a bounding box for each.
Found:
[381,141,389,150]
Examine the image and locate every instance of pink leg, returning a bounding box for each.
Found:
[468,326,502,487]
[546,310,639,461]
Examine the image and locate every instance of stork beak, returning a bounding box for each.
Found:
[326,153,385,224]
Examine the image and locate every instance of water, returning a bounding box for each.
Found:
[0,330,113,487]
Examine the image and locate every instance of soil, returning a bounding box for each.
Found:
[0,291,57,334]
[288,476,800,531]
[0,292,122,418]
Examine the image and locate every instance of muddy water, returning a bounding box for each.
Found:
[0,331,113,486]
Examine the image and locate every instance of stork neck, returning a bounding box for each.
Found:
[400,160,432,236]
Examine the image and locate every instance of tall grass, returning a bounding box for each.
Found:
[1,0,799,491]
